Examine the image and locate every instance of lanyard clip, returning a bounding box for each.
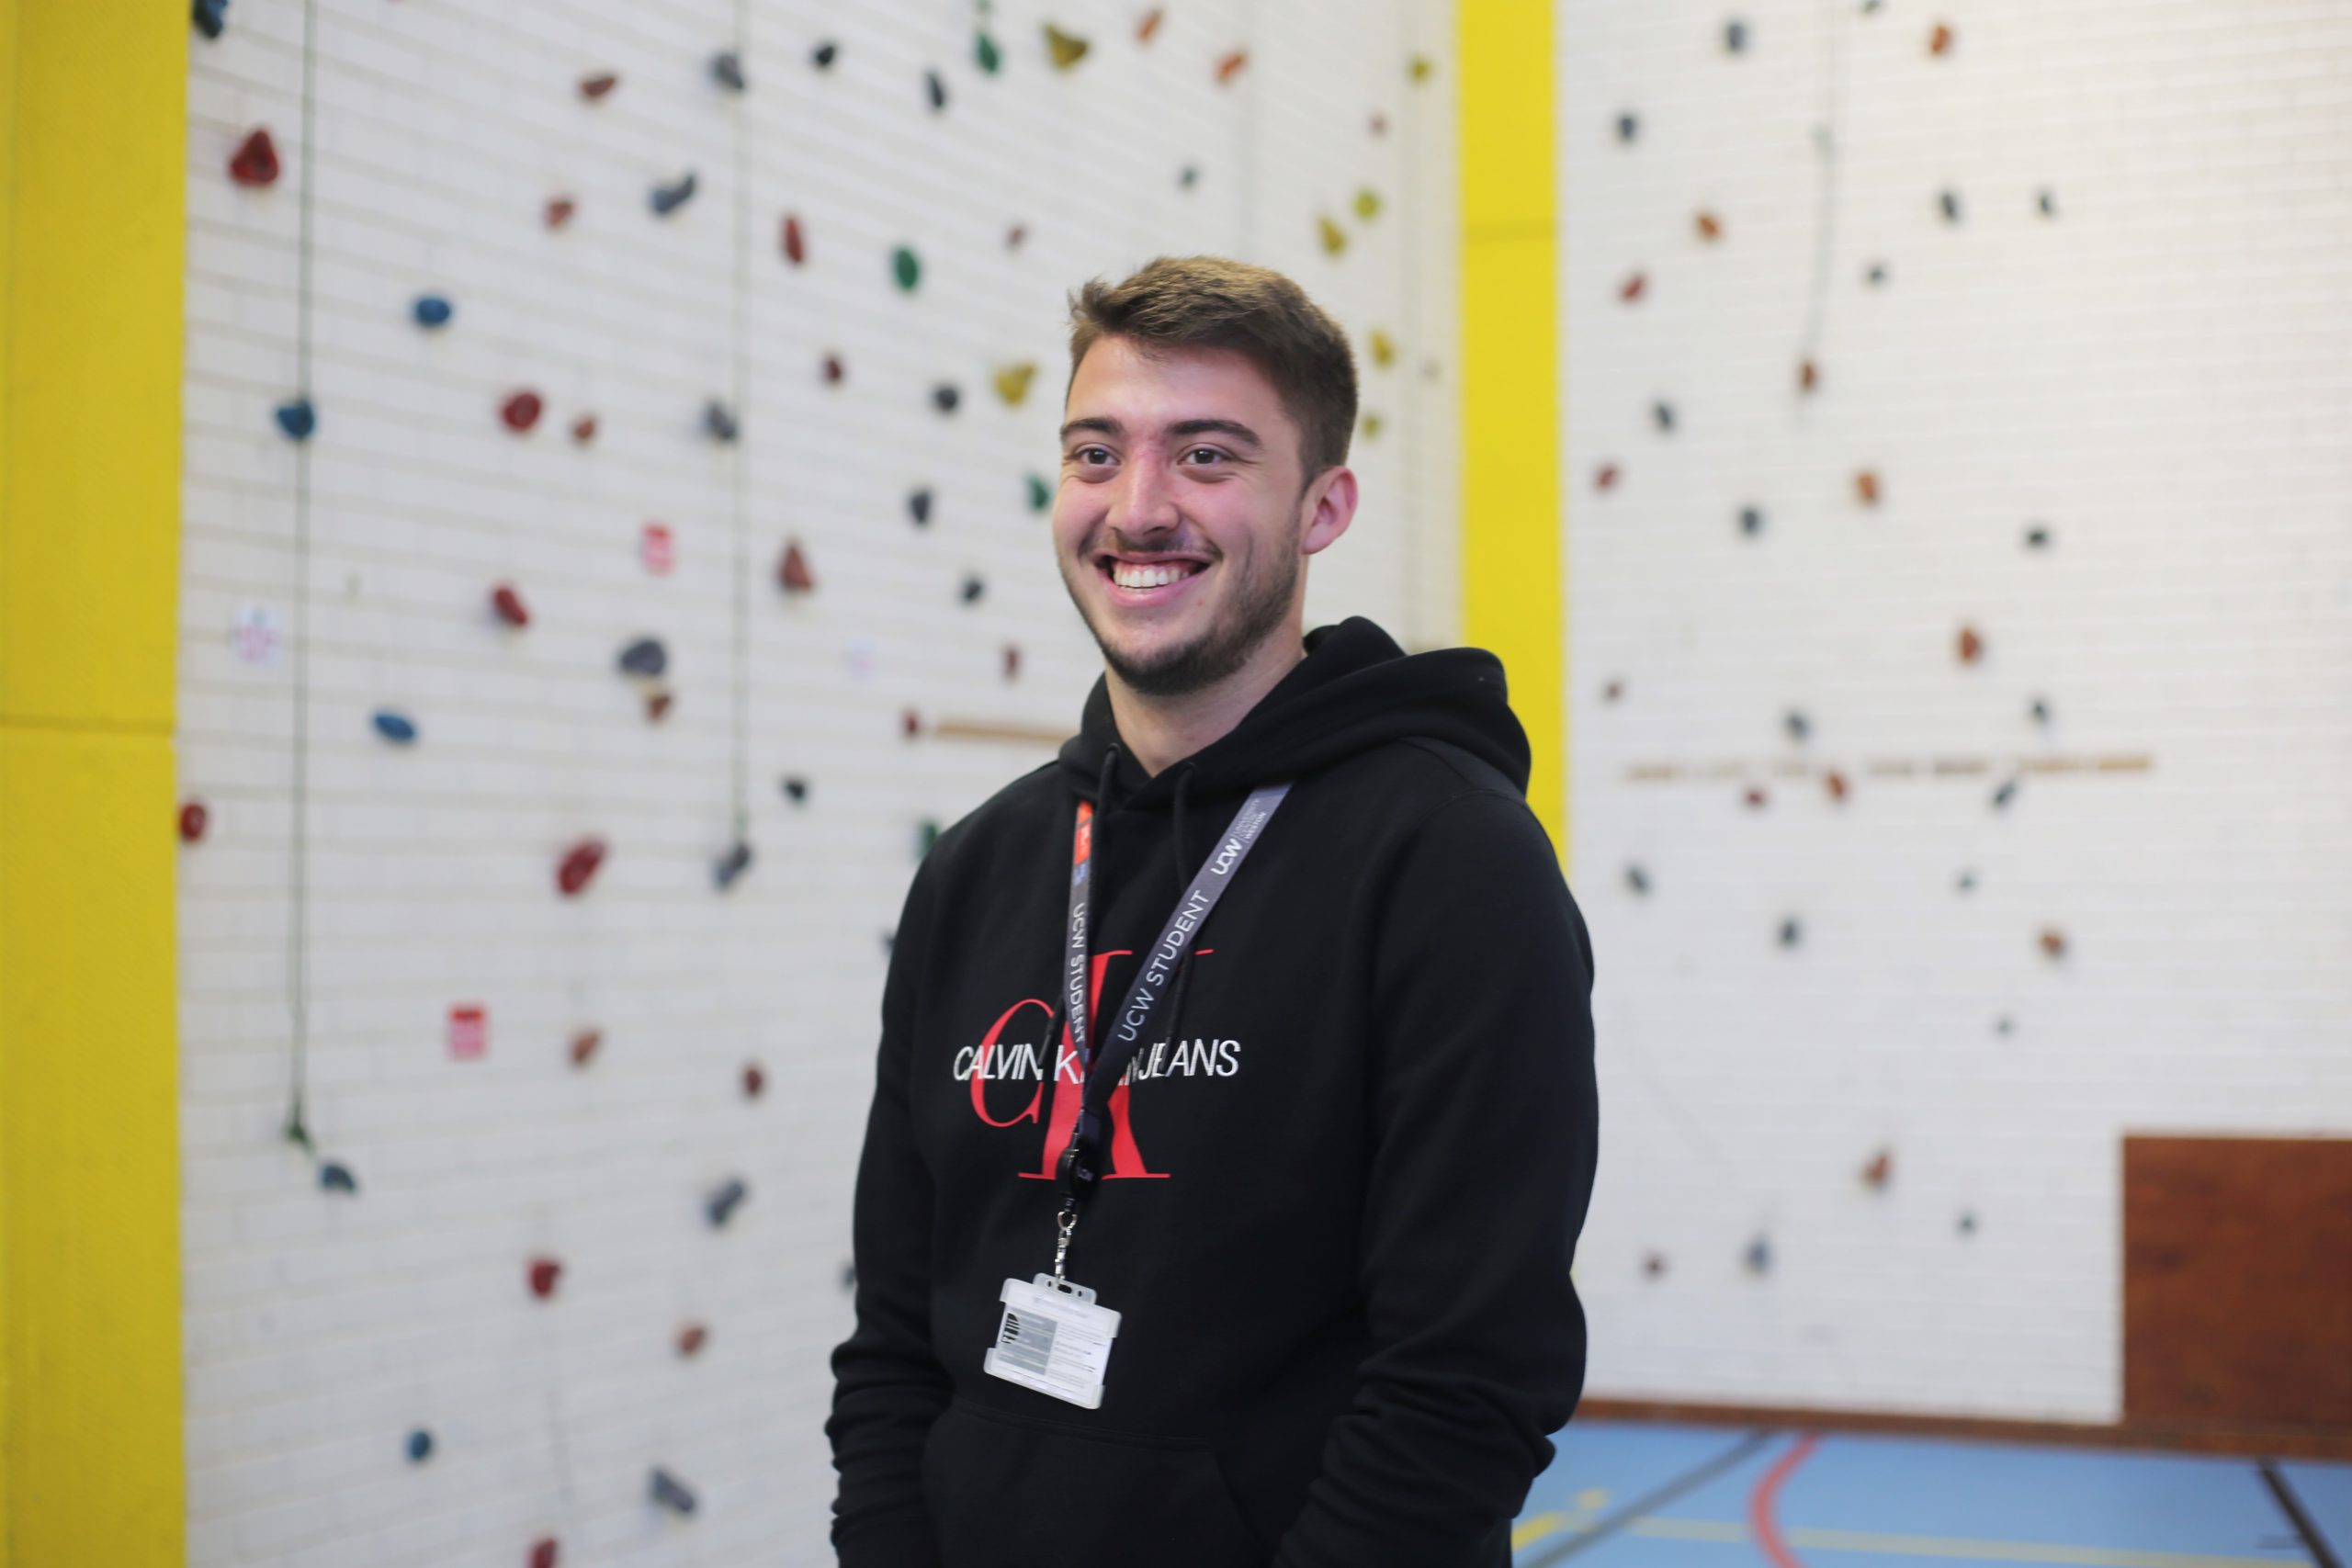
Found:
[1055,1105,1107,1205]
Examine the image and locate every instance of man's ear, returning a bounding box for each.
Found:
[1299,466,1357,558]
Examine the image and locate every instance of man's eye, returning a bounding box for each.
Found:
[1072,446,1112,465]
[1182,447,1224,465]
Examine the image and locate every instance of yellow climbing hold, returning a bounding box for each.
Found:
[1409,53,1434,83]
[1045,23,1090,70]
[1360,412,1384,440]
[993,362,1038,406]
[1368,329,1396,367]
[1354,186,1383,221]
[1317,214,1348,255]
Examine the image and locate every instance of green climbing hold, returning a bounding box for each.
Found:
[1026,473,1051,512]
[893,245,921,292]
[975,30,1001,73]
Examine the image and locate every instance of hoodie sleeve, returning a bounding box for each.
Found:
[826,854,949,1568]
[1271,788,1600,1568]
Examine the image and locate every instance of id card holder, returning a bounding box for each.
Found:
[983,1274,1122,1409]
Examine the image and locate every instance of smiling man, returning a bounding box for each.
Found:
[827,255,1599,1568]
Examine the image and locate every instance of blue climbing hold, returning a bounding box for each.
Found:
[713,841,752,890]
[706,1177,748,1227]
[192,0,229,39]
[703,400,740,442]
[412,294,453,329]
[711,50,745,92]
[319,1160,358,1193]
[650,1468,698,1515]
[406,1428,435,1463]
[617,637,668,679]
[372,710,418,744]
[650,172,697,216]
[275,398,316,441]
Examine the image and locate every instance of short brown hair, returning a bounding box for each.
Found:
[1065,255,1358,482]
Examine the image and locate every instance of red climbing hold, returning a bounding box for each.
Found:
[179,800,210,842]
[490,583,530,627]
[901,708,922,739]
[1861,1150,1893,1189]
[781,215,806,265]
[1696,210,1723,242]
[1744,785,1768,809]
[1619,271,1646,303]
[571,414,597,444]
[821,354,844,385]
[1137,8,1163,42]
[1595,463,1620,491]
[778,539,816,593]
[2040,927,2068,960]
[1216,50,1248,84]
[1798,358,1819,393]
[501,390,544,434]
[569,1029,602,1067]
[229,128,280,187]
[544,196,576,230]
[557,838,606,897]
[1824,769,1849,802]
[530,1540,559,1568]
[742,1063,765,1099]
[1854,469,1881,506]
[645,690,673,723]
[527,1257,562,1299]
[1002,643,1022,680]
[1957,624,1984,663]
[578,72,618,100]
[1928,21,1954,55]
[677,1323,709,1357]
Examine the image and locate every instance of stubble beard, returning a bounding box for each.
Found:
[1069,528,1301,700]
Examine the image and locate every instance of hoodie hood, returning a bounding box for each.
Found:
[1056,616,1532,813]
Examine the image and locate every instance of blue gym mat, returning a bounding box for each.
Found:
[1515,1420,2347,1567]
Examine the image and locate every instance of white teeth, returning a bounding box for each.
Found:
[1110,560,1200,590]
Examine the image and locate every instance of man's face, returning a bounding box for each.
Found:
[1054,336,1341,698]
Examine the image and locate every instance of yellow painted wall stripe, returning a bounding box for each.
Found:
[1458,0,1566,863]
[0,3,187,1564]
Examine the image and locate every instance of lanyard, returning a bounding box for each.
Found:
[1048,779,1289,1278]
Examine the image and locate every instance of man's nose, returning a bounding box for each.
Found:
[1108,454,1181,536]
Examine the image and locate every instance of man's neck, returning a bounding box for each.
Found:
[1105,631,1307,779]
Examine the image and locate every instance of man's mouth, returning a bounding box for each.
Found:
[1097,552,1210,601]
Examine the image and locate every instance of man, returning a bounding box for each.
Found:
[827,254,1598,1568]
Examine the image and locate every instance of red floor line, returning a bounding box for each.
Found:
[1747,1432,1821,1568]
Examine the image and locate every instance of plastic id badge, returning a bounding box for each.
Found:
[983,1274,1122,1409]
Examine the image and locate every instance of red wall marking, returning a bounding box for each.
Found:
[1747,1432,1819,1568]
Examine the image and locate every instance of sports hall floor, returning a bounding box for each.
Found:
[1513,1420,2352,1567]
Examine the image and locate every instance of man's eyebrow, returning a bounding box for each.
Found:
[1057,415,1265,450]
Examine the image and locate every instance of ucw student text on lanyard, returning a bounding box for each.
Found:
[982,781,1290,1409]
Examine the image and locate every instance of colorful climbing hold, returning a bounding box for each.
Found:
[569,1029,602,1066]
[501,389,543,433]
[529,1539,557,1568]
[1624,863,1650,896]
[703,400,739,442]
[1939,187,1962,223]
[1958,1211,1978,1235]
[1615,110,1639,142]
[975,30,1001,73]
[781,776,809,805]
[412,294,453,329]
[1928,20,1953,55]
[742,1063,765,1100]
[1409,54,1434,82]
[1854,469,1881,506]
[373,710,418,744]
[1619,271,1646,303]
[557,838,606,897]
[650,1469,697,1516]
[1785,709,1810,741]
[925,69,947,110]
[1005,223,1027,249]
[2039,927,2067,961]
[822,353,845,385]
[2030,696,2052,726]
[1317,215,1347,254]
[179,800,209,843]
[713,841,752,890]
[901,708,922,739]
[960,574,985,604]
[811,40,838,69]
[650,172,696,216]
[640,523,674,574]
[1652,401,1675,433]
[677,1323,709,1357]
[1992,776,2019,810]
[1178,164,1200,189]
[578,72,617,101]
[490,583,529,627]
[1745,786,1768,809]
[617,637,667,678]
[275,398,316,441]
[1744,1235,1771,1274]
[1137,7,1163,43]
[1799,358,1819,393]
[1003,644,1022,680]
[1780,917,1802,947]
[892,245,921,291]
[1696,209,1723,241]
[778,540,815,593]
[1824,769,1849,802]
[192,0,229,40]
[1216,50,1249,84]
[644,690,673,723]
[932,383,961,415]
[1861,1149,1893,1189]
[706,1177,749,1227]
[1724,18,1749,53]
[2038,187,2058,218]
[1602,680,1624,703]
[781,214,806,265]
[1353,187,1382,221]
[527,1257,562,1299]
[1957,624,1984,663]
[544,196,577,230]
[1360,412,1383,440]
[1643,1253,1667,1278]
[1740,505,1765,536]
[1368,329,1396,367]
[1595,463,1620,491]
[228,128,280,187]
[908,489,933,526]
[2024,522,2052,548]
[1045,22,1089,67]
[1026,473,1050,512]
[993,363,1036,406]
[711,49,745,91]
[407,1428,435,1463]
[571,414,597,444]
[319,1160,357,1193]
[917,819,941,859]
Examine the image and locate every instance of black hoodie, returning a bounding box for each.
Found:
[828,616,1599,1568]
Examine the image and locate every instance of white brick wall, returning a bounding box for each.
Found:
[1561,0,2352,1421]
[177,2,1457,1562]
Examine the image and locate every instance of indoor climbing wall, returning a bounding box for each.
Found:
[1562,1,2352,1423]
[175,2,1454,1563]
